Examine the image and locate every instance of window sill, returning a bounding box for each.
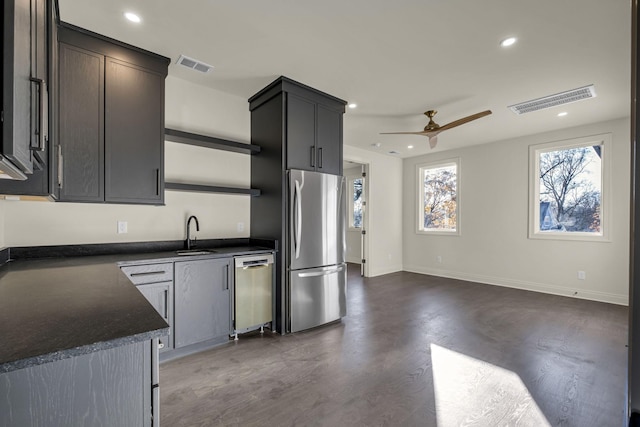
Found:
[416,229,460,237]
[528,231,609,242]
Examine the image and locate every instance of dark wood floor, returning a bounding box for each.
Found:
[160,264,628,426]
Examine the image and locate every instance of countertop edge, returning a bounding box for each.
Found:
[0,327,169,374]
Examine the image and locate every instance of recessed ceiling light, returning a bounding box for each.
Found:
[408,145,414,149]
[348,103,357,109]
[500,37,517,48]
[557,112,568,117]
[124,12,141,23]
[371,142,381,148]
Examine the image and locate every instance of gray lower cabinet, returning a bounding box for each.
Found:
[0,340,155,427]
[121,262,174,353]
[137,281,173,352]
[174,258,232,348]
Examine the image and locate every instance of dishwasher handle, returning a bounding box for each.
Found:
[235,254,274,269]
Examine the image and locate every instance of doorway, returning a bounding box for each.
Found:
[343,160,369,277]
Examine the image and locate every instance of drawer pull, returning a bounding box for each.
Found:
[130,271,166,277]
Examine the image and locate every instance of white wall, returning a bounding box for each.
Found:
[344,165,363,264]
[343,144,403,276]
[2,76,252,246]
[403,118,630,305]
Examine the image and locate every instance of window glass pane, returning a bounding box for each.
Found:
[538,144,602,233]
[422,164,457,231]
[353,178,363,228]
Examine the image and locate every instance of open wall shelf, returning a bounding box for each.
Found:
[164,128,261,196]
[165,182,260,197]
[165,128,260,155]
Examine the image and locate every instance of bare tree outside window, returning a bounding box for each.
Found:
[420,163,457,232]
[352,178,363,228]
[538,145,601,233]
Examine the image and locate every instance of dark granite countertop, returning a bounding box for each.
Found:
[0,243,276,374]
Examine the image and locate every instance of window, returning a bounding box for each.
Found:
[348,176,363,229]
[529,134,610,241]
[417,159,459,234]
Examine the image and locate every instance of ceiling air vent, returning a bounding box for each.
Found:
[176,55,214,74]
[508,85,596,115]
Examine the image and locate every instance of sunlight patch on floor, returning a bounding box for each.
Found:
[431,344,551,427]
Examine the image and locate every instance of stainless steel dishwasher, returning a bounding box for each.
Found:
[233,253,274,339]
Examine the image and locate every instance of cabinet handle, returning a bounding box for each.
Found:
[225,264,229,290]
[130,271,166,277]
[164,289,168,319]
[57,145,63,187]
[318,147,323,169]
[29,77,47,152]
[155,169,160,196]
[310,146,315,167]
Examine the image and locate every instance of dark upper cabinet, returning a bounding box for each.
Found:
[0,0,58,197]
[286,93,343,175]
[56,24,168,205]
[286,94,317,172]
[316,104,342,176]
[105,58,164,204]
[58,42,104,202]
[1,0,50,179]
[250,76,346,176]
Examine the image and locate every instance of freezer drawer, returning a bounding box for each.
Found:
[290,263,347,332]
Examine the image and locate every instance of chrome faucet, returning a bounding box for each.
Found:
[186,215,200,250]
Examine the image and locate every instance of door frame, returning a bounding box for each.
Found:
[344,158,371,277]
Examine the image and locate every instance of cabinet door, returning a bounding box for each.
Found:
[174,258,231,348]
[105,58,164,204]
[137,281,173,352]
[0,341,150,427]
[58,43,104,202]
[30,0,48,166]
[2,0,34,174]
[286,93,316,171]
[316,104,342,176]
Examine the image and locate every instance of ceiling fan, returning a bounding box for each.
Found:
[380,109,492,149]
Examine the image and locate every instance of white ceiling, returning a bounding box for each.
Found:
[58,0,631,158]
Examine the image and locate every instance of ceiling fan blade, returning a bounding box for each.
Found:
[379,131,429,135]
[438,110,492,132]
[429,135,438,149]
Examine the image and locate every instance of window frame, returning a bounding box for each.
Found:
[528,133,611,242]
[347,175,364,231]
[416,158,461,236]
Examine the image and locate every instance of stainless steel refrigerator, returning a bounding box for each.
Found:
[288,169,347,332]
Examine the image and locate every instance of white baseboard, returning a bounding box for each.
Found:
[402,264,628,306]
[368,264,403,277]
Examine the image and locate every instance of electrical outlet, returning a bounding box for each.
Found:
[577,271,586,280]
[237,222,244,233]
[437,256,442,263]
[117,221,128,234]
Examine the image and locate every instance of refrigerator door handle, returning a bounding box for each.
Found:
[294,179,302,259]
[297,265,345,278]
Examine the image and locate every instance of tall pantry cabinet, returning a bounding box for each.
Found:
[249,76,347,333]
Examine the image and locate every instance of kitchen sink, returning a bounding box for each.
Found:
[175,249,217,256]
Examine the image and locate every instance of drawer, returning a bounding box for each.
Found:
[121,263,174,285]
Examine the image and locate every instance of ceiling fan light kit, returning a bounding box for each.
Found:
[508,84,596,115]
